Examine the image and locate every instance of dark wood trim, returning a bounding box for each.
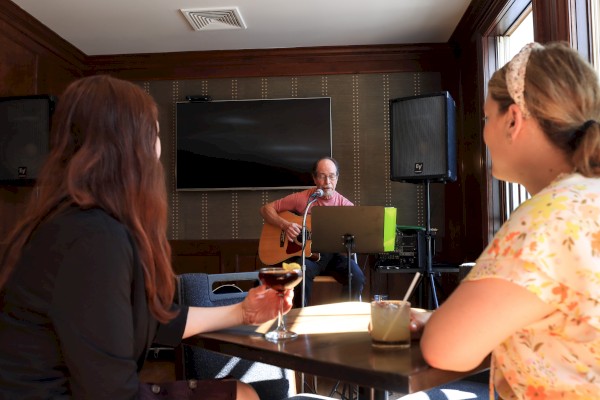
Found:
[446,0,515,260]
[87,43,455,80]
[0,0,87,72]
[4,0,589,268]
[451,0,520,41]
[483,0,531,36]
[448,0,589,256]
[169,239,264,275]
[532,0,572,43]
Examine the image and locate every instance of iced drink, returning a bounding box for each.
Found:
[370,300,411,348]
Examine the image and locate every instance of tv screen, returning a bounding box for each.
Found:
[176,97,332,190]
[0,94,56,185]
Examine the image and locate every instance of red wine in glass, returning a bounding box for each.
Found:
[259,267,303,341]
[259,269,303,291]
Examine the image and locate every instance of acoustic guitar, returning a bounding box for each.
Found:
[258,211,320,265]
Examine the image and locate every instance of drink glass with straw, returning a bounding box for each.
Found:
[370,272,421,348]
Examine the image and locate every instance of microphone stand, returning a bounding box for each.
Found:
[300,191,321,395]
[301,194,320,308]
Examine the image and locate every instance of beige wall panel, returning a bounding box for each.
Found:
[138,72,445,242]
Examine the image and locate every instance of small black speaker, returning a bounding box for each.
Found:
[0,95,56,185]
[390,91,457,183]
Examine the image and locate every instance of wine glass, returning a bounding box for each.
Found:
[258,267,303,341]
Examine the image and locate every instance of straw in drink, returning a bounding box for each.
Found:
[370,300,411,348]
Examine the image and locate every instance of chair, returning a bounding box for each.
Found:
[176,271,297,400]
[396,379,490,399]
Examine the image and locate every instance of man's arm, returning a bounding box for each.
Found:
[260,202,301,242]
[260,202,287,229]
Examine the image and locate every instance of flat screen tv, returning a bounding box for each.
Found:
[176,97,332,191]
[0,94,56,185]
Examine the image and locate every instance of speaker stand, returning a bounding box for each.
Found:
[421,180,440,309]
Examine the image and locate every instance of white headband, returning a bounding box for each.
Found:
[506,42,544,118]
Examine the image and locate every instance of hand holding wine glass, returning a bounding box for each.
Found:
[240,284,293,325]
[259,264,303,341]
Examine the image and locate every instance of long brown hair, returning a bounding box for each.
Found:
[0,75,175,323]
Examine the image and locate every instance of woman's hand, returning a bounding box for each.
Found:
[241,285,294,325]
[409,308,433,340]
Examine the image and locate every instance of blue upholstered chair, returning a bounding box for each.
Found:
[176,272,297,400]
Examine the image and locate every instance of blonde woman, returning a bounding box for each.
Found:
[417,42,600,399]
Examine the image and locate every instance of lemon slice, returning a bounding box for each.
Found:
[282,262,301,271]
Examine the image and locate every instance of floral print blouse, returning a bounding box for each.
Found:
[464,173,600,399]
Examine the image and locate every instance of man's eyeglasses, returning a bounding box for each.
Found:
[316,173,338,181]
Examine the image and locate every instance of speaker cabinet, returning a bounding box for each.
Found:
[0,95,56,185]
[390,91,457,183]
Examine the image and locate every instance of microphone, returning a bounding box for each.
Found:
[310,189,324,199]
[301,188,323,307]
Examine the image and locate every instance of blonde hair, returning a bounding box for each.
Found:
[488,41,600,176]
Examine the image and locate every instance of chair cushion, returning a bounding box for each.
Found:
[177,272,295,400]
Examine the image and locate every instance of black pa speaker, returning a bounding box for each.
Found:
[0,95,56,185]
[390,91,457,183]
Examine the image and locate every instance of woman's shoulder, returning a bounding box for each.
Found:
[34,206,131,253]
[510,174,600,220]
[53,206,127,234]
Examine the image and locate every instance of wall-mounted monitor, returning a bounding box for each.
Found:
[176,97,332,191]
[0,94,56,185]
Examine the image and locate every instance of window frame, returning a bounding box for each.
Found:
[479,0,595,239]
[480,0,532,236]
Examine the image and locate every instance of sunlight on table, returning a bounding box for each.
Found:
[256,301,371,335]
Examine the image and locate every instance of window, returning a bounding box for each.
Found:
[496,11,534,219]
[483,4,534,233]
[592,0,600,74]
[481,0,598,240]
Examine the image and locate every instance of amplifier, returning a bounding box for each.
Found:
[375,226,429,270]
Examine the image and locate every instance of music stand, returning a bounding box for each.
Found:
[311,206,396,300]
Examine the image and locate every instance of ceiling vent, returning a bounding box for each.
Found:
[180,7,247,31]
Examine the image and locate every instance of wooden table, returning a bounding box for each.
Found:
[183,302,489,399]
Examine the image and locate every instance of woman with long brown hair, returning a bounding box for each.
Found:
[0,75,291,399]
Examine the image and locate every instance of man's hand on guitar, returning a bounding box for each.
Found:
[258,211,319,265]
[285,221,302,242]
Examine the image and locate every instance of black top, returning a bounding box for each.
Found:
[0,207,188,399]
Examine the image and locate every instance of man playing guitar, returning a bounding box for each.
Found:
[259,156,365,307]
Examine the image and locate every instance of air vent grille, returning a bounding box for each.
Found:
[180,7,246,31]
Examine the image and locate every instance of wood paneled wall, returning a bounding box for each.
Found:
[88,44,455,81]
[0,1,466,267]
[0,0,85,96]
[170,240,264,275]
[0,0,576,272]
[144,73,450,249]
[0,1,85,240]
